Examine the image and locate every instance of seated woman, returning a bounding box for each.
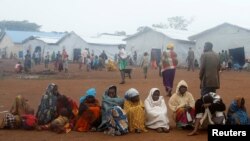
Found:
[0,95,31,129]
[98,85,128,135]
[188,92,226,136]
[36,83,61,126]
[227,96,250,125]
[124,88,147,133]
[168,80,195,129]
[74,88,101,132]
[144,88,170,133]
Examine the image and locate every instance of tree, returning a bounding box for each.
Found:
[0,20,41,31]
[152,16,194,30]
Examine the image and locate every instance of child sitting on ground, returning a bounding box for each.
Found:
[14,61,23,73]
[21,107,37,130]
[50,108,70,133]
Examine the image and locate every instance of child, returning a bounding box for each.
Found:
[14,61,23,73]
[21,107,37,130]
[50,108,70,133]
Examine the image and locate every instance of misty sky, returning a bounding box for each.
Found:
[1,0,250,36]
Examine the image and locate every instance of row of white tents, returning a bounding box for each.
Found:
[1,22,250,67]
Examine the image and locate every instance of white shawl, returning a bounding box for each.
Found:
[144,88,169,129]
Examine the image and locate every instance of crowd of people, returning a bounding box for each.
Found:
[3,42,250,138]
[0,81,249,136]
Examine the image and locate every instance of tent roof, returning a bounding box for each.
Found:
[82,34,126,45]
[124,26,194,42]
[188,23,250,40]
[5,30,66,43]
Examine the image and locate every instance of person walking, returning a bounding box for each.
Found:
[187,47,195,71]
[161,43,178,97]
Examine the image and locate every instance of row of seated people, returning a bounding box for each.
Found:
[0,80,249,136]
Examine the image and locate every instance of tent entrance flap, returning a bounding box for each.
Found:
[229,47,245,66]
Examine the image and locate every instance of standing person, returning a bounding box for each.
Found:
[161,43,178,97]
[24,50,32,73]
[168,80,195,129]
[118,47,128,84]
[141,52,149,79]
[144,88,170,133]
[187,47,195,71]
[199,42,220,96]
[82,48,88,65]
[44,52,50,69]
[62,49,68,73]
[133,51,137,65]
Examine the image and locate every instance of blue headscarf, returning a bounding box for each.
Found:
[79,88,96,104]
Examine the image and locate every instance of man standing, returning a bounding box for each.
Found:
[199,42,220,96]
[186,47,195,71]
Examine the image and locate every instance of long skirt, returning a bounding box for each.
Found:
[162,69,176,91]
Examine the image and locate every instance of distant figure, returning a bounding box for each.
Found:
[118,47,128,84]
[44,52,50,69]
[133,51,137,65]
[194,59,199,68]
[15,61,23,73]
[140,52,149,79]
[24,50,32,73]
[199,42,220,96]
[161,43,178,97]
[186,47,195,71]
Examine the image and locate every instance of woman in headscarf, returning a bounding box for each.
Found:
[124,88,147,133]
[161,43,178,97]
[227,96,250,125]
[169,80,195,129]
[98,85,125,132]
[36,83,61,126]
[74,88,101,132]
[188,92,226,136]
[144,88,170,133]
[0,95,31,129]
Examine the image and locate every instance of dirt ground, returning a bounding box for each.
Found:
[0,59,249,141]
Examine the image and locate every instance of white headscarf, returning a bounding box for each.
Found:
[119,48,127,59]
[145,88,163,107]
[124,88,139,100]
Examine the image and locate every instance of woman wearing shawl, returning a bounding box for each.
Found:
[98,85,127,135]
[188,92,226,136]
[124,88,147,133]
[74,88,101,132]
[144,88,170,133]
[36,83,61,125]
[169,80,195,129]
[0,95,30,129]
[227,96,250,125]
[161,43,178,97]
